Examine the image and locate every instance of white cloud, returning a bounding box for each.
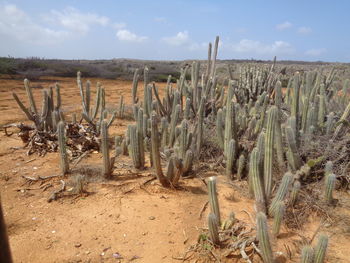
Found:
[0,4,69,44]
[116,29,148,42]
[276,21,293,31]
[305,48,326,56]
[297,26,312,35]
[162,31,190,46]
[226,39,294,55]
[44,7,109,35]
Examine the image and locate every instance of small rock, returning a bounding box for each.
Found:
[148,216,155,220]
[52,230,56,234]
[75,243,82,248]
[113,253,123,259]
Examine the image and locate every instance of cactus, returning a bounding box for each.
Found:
[285,125,302,171]
[150,112,171,187]
[57,121,69,175]
[300,245,314,263]
[324,173,336,204]
[169,104,180,147]
[256,212,274,263]
[101,120,114,178]
[269,172,293,216]
[249,148,266,213]
[128,124,144,169]
[333,100,350,139]
[208,213,220,245]
[226,139,236,180]
[224,83,236,155]
[208,176,221,225]
[325,112,335,135]
[272,201,285,237]
[237,154,245,180]
[291,72,301,145]
[264,106,278,198]
[313,234,328,263]
[195,96,205,156]
[216,109,224,149]
[290,180,301,206]
[325,161,333,176]
[24,78,38,115]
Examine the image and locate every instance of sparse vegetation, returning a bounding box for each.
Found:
[1,35,350,262]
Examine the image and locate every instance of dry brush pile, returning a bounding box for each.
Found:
[3,36,350,262]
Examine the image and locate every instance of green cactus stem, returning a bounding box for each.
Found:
[208,176,221,225]
[269,172,293,216]
[272,201,285,237]
[300,245,314,263]
[264,106,278,199]
[57,121,69,175]
[256,212,274,263]
[313,234,329,263]
[249,148,266,214]
[208,213,220,245]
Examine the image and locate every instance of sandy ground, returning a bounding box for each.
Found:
[0,75,349,262]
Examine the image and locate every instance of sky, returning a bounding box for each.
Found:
[0,0,349,62]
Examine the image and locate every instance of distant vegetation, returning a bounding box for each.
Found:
[0,56,344,82]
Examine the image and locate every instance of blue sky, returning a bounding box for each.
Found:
[0,0,349,62]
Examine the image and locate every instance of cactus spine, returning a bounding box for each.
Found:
[264,106,278,198]
[57,121,69,175]
[208,213,220,245]
[208,176,221,225]
[256,212,274,263]
[313,234,328,263]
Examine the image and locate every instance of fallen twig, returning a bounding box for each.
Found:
[198,201,209,219]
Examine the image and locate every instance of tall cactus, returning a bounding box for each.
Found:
[150,113,170,187]
[226,139,236,180]
[313,234,329,263]
[264,106,278,198]
[291,72,301,146]
[57,121,69,175]
[269,172,293,216]
[249,148,266,213]
[101,120,113,178]
[216,109,224,149]
[256,212,274,263]
[208,176,221,225]
[208,213,220,245]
